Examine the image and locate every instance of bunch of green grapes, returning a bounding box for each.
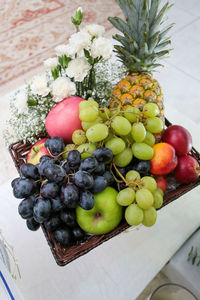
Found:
[73,100,163,166]
[116,171,164,227]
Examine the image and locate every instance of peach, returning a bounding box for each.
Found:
[45,97,85,144]
[150,143,178,175]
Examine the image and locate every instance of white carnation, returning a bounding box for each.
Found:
[31,74,50,97]
[55,44,69,56]
[52,77,76,102]
[66,57,91,82]
[68,31,91,56]
[44,57,58,70]
[77,7,83,13]
[15,90,28,114]
[91,37,113,61]
[83,24,105,37]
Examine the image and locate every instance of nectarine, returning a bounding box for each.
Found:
[150,143,177,175]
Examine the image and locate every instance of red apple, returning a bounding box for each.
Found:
[156,176,168,193]
[174,155,200,184]
[162,125,192,156]
[27,138,51,165]
[45,97,85,144]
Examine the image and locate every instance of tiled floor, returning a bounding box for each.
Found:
[0,1,200,299]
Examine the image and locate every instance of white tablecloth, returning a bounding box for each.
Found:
[0,105,200,300]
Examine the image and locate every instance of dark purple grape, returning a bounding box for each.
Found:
[18,197,34,219]
[80,157,98,173]
[94,162,105,175]
[61,184,79,208]
[13,178,36,199]
[20,163,39,180]
[11,177,20,188]
[72,227,85,241]
[44,215,61,232]
[50,197,64,212]
[74,170,94,189]
[103,171,114,185]
[134,161,151,175]
[33,197,51,223]
[26,217,40,231]
[45,136,65,156]
[79,190,94,210]
[67,150,81,167]
[40,155,54,163]
[92,176,107,193]
[53,227,72,246]
[93,147,113,162]
[60,209,76,228]
[43,164,66,183]
[60,160,70,173]
[38,159,55,176]
[40,182,60,198]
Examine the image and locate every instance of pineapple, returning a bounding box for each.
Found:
[108,0,174,135]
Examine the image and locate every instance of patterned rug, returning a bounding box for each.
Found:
[0,0,122,95]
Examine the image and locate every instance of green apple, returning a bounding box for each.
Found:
[76,187,122,235]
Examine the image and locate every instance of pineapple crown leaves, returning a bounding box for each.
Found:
[108,0,174,73]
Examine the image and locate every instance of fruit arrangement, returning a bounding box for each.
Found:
[8,1,200,264]
[11,97,200,247]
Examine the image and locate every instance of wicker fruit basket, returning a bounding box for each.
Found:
[9,119,200,266]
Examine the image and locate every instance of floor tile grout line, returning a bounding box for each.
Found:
[165,61,200,84]
[172,16,200,35]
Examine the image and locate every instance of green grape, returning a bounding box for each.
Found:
[143,103,159,118]
[117,188,135,206]
[124,107,141,123]
[141,176,157,193]
[142,207,157,227]
[79,100,98,110]
[156,187,164,197]
[145,117,164,133]
[77,143,96,159]
[105,137,126,155]
[136,188,154,209]
[87,99,99,108]
[103,132,115,143]
[143,131,155,147]
[72,129,87,145]
[126,170,141,183]
[81,116,103,131]
[62,144,76,159]
[132,143,154,160]
[86,123,109,142]
[125,204,144,226]
[131,122,146,142]
[153,189,164,209]
[113,148,133,167]
[79,106,99,122]
[111,116,131,136]
[99,107,111,120]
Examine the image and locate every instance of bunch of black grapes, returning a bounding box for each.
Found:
[11,136,115,246]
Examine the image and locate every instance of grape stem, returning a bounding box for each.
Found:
[112,162,142,190]
[112,162,130,187]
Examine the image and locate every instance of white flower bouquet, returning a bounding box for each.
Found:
[4,8,125,144]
